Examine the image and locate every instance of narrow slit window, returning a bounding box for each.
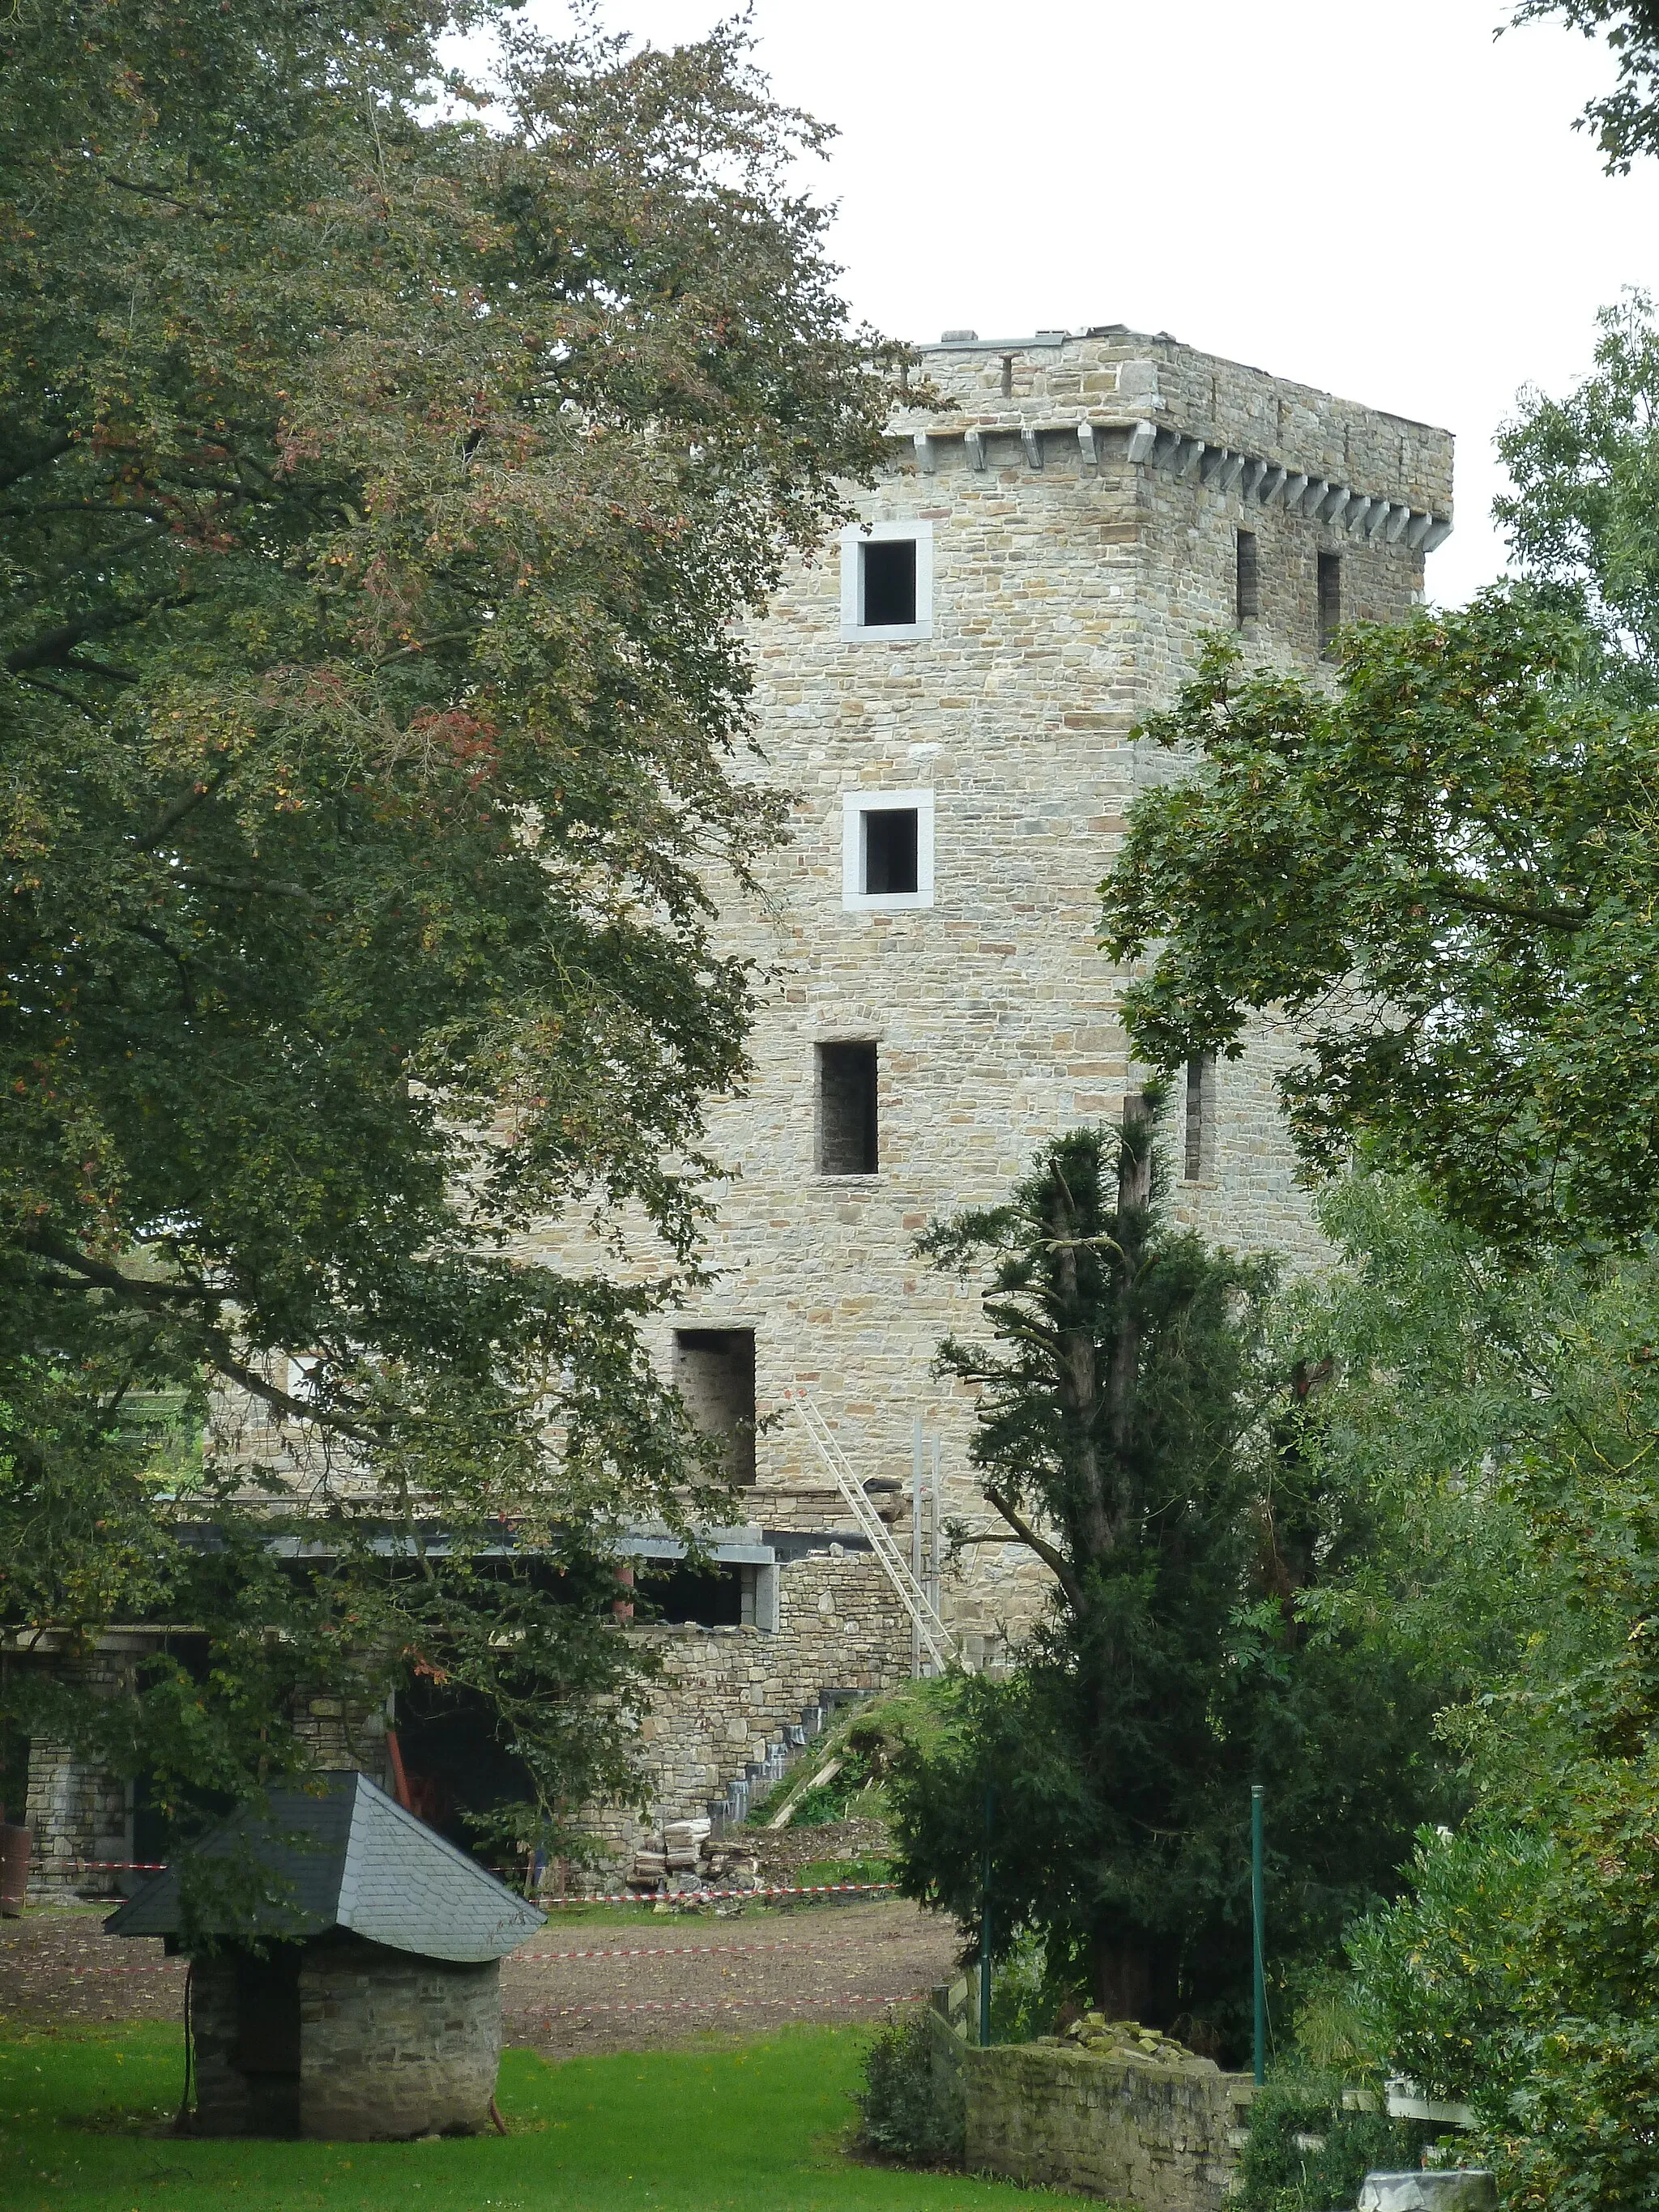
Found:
[1318,552,1341,656]
[672,1328,757,1486]
[1184,1055,1212,1183]
[1235,530,1259,624]
[860,539,917,629]
[817,1042,878,1175]
[863,808,919,896]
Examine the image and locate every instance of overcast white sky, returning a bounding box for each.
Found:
[495,2,1659,606]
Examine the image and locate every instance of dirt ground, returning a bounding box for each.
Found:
[0,1886,962,2060]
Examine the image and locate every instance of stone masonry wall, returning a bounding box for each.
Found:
[588,1541,911,1862]
[965,2039,1252,2212]
[300,1937,501,2140]
[518,322,1456,1670]
[20,1647,134,1892]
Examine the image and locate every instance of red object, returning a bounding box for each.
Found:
[384,1727,413,1811]
[0,1822,31,1916]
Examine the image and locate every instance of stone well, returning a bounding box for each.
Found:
[106,1771,542,2138]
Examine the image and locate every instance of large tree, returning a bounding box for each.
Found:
[0,0,894,1852]
[1279,1172,1659,2212]
[1100,591,1659,1253]
[889,1116,1452,2054]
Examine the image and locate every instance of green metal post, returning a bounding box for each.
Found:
[1251,1783,1265,2086]
[979,1786,993,2047]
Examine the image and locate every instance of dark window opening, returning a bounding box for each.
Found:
[859,538,917,628]
[817,1042,878,1174]
[639,1560,746,1629]
[1318,552,1341,655]
[673,1328,757,1486]
[1184,1055,1212,1183]
[863,808,919,895]
[1235,530,1259,624]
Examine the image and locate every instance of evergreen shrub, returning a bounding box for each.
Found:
[855,2008,965,2167]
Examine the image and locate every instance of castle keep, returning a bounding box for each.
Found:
[530,324,1455,1864]
[18,327,1453,1887]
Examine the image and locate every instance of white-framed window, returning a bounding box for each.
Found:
[839,518,934,641]
[841,788,935,911]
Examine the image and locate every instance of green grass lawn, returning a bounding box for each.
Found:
[0,2022,1065,2212]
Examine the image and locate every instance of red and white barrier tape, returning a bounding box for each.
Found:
[540,1880,895,1905]
[27,1865,897,1906]
[511,1934,872,1963]
[516,1993,909,2019]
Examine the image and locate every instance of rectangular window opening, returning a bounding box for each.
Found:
[1184,1055,1213,1183]
[817,1042,878,1175]
[1318,552,1341,656]
[672,1328,757,1486]
[859,538,917,629]
[863,808,919,896]
[1235,530,1259,624]
[640,1559,745,1629]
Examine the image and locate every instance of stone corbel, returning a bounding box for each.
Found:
[1176,436,1206,479]
[1344,496,1374,535]
[1302,478,1330,518]
[1126,420,1158,463]
[1363,499,1396,539]
[1420,516,1454,551]
[1199,445,1232,484]
[1281,472,1309,511]
[1319,484,1352,524]
[1403,510,1433,549]
[1077,421,1102,468]
[1215,452,1247,492]
[1384,501,1412,543]
[1240,458,1267,500]
[913,432,936,475]
[1022,426,1044,470]
[1256,465,1287,504]
[965,428,987,472]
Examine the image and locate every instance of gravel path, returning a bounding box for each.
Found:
[1,1894,961,2058]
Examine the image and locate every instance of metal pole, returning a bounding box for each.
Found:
[911,1417,923,1679]
[930,1434,943,1623]
[1251,1783,1265,2086]
[979,1785,994,2046]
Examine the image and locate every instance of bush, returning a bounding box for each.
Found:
[988,1928,1083,2045]
[855,2007,965,2167]
[1236,2080,1418,2212]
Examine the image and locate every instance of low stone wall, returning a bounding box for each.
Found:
[964,2040,1250,2212]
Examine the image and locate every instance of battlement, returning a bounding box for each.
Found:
[890,326,1452,550]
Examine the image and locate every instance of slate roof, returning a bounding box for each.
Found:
[104,1771,544,1962]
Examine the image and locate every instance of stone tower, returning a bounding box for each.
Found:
[558,325,1452,1670]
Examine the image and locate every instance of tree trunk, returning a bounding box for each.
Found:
[1088,1924,1176,2028]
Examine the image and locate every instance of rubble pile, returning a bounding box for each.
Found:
[626,1818,760,1894]
[1048,2013,1200,2065]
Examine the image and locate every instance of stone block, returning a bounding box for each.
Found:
[1359,2176,1498,2212]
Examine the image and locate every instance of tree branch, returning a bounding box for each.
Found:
[983,1484,1085,1613]
[131,757,241,851]
[21,1233,382,1447]
[5,591,192,677]
[0,432,73,494]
